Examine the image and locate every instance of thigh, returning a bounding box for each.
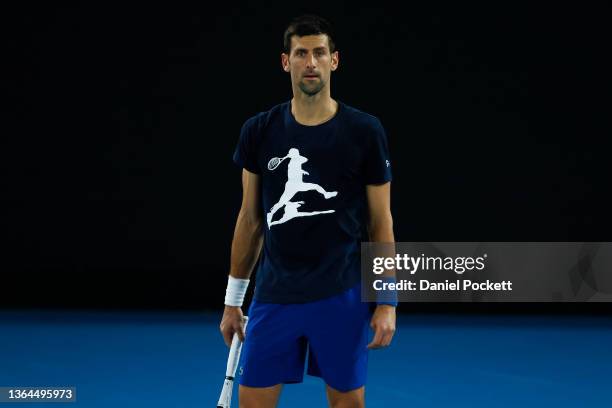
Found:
[326,384,365,408]
[238,300,308,388]
[305,284,373,392]
[239,384,283,408]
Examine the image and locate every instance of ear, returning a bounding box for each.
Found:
[281,53,290,72]
[330,50,339,71]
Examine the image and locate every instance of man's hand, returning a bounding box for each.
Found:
[367,304,396,349]
[220,306,246,347]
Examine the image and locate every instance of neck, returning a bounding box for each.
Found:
[290,89,338,126]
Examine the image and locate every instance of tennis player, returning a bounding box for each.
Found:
[220,14,396,408]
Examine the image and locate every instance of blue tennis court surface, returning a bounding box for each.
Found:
[1,310,611,407]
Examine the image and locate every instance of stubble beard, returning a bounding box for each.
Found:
[298,77,325,96]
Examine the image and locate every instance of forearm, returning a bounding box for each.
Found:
[368,212,397,308]
[222,212,257,342]
[368,212,394,243]
[229,209,264,279]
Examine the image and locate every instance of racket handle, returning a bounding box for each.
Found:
[217,316,248,408]
[225,316,248,376]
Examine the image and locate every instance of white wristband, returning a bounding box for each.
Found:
[224,275,250,307]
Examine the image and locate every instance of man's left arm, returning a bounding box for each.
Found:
[365,181,397,349]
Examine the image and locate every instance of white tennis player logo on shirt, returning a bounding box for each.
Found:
[266,148,338,228]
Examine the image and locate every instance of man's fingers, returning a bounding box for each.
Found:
[382,324,396,346]
[219,307,245,347]
[368,326,395,349]
[222,329,233,348]
[220,323,246,347]
[235,322,246,342]
[367,327,384,349]
[380,330,394,347]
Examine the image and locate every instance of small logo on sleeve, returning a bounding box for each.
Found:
[386,160,390,167]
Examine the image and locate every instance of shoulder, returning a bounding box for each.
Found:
[241,101,288,135]
[339,102,387,148]
[340,102,385,133]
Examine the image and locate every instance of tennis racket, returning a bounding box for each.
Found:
[267,156,288,171]
[216,316,248,408]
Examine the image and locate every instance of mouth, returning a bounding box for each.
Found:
[303,74,319,80]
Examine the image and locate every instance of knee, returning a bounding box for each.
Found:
[238,392,255,408]
[237,390,260,408]
[329,399,364,408]
[238,393,262,408]
[327,386,365,408]
[239,399,261,408]
[238,384,281,408]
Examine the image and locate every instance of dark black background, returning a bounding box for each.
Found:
[1,2,610,312]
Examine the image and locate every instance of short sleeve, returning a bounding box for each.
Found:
[232,116,261,174]
[364,118,392,185]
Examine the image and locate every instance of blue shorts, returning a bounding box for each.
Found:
[237,283,374,392]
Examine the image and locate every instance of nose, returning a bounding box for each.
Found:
[305,52,316,69]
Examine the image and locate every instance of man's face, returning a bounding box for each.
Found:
[281,34,339,96]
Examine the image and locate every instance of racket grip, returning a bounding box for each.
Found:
[225,316,248,377]
[217,316,248,408]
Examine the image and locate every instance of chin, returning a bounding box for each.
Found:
[302,89,322,97]
[299,83,324,96]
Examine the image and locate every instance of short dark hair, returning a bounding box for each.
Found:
[283,14,336,54]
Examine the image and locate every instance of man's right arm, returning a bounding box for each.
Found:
[219,168,264,346]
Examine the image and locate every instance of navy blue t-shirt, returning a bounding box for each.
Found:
[233,100,392,303]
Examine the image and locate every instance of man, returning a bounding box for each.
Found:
[220,14,396,408]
